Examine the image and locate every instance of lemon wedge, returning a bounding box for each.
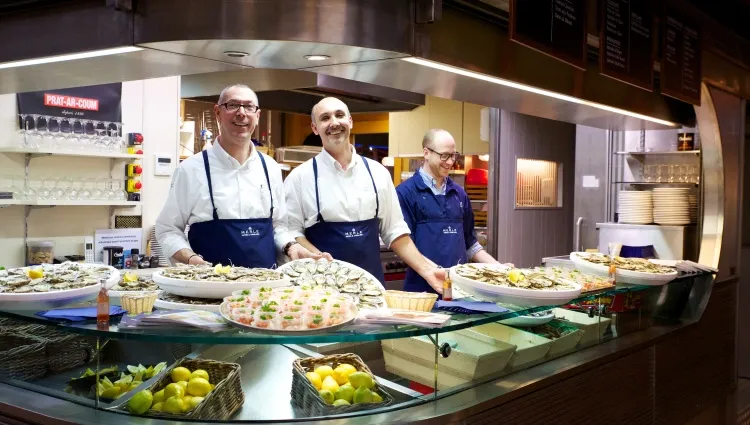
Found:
[27,269,44,279]
[507,269,524,284]
[123,272,138,283]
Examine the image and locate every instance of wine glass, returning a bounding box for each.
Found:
[78,178,92,200]
[17,114,29,148]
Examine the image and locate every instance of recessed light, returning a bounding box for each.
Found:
[305,55,330,61]
[223,51,249,58]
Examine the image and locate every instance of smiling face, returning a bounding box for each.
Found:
[423,130,457,179]
[310,97,353,153]
[213,85,260,145]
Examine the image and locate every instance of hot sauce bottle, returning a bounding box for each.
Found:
[442,270,453,301]
[97,278,110,330]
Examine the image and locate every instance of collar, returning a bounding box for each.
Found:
[318,144,359,172]
[213,138,257,169]
[417,167,457,194]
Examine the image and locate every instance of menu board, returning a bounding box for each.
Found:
[599,0,654,91]
[660,5,702,105]
[510,0,587,69]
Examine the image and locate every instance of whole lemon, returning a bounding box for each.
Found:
[127,390,153,415]
[347,372,374,390]
[163,382,185,400]
[152,389,166,404]
[338,364,357,375]
[371,391,383,403]
[321,375,339,393]
[176,381,188,391]
[318,389,334,405]
[333,399,351,406]
[190,369,210,382]
[188,396,204,411]
[187,378,211,397]
[170,367,191,383]
[151,402,164,412]
[162,396,184,414]
[313,365,334,380]
[333,366,354,385]
[353,386,372,404]
[181,395,193,413]
[334,385,355,403]
[306,371,322,390]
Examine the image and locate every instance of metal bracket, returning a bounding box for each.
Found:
[416,0,442,24]
[425,335,452,358]
[106,0,133,12]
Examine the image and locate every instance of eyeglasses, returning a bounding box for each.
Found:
[220,102,260,113]
[426,147,461,162]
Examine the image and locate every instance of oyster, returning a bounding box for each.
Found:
[0,262,115,294]
[160,264,282,282]
[453,264,577,291]
[576,253,674,274]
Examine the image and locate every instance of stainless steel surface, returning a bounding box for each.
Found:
[486,107,501,258]
[182,70,425,114]
[573,126,609,250]
[575,217,584,252]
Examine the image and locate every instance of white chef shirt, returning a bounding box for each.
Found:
[284,145,411,248]
[156,142,294,260]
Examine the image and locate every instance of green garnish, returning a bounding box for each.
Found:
[311,305,322,310]
[283,315,293,320]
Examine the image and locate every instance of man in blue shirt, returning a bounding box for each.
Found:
[396,129,501,294]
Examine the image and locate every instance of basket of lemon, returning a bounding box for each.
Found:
[291,353,393,415]
[124,358,244,420]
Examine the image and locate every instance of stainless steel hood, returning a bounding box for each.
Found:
[181,70,425,114]
[0,0,697,130]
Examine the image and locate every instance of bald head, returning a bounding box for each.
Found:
[310,96,353,152]
[311,97,350,124]
[218,84,258,106]
[422,129,451,149]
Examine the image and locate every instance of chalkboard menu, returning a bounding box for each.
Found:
[599,0,654,91]
[661,5,702,105]
[510,0,587,69]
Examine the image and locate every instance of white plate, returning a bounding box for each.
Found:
[152,271,291,299]
[499,310,555,327]
[0,266,120,310]
[153,298,221,312]
[569,252,677,286]
[449,265,582,307]
[219,302,358,334]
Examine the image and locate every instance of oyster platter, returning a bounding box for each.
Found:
[276,259,385,310]
[153,292,223,313]
[449,263,582,306]
[152,264,290,299]
[220,286,358,333]
[570,252,678,286]
[0,261,120,309]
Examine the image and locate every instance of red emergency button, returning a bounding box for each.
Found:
[134,166,143,175]
[135,181,143,190]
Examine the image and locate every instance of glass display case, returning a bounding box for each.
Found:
[0,264,714,423]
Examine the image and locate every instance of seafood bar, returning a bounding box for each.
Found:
[0,1,739,424]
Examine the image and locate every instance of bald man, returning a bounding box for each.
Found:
[156,84,319,267]
[284,97,446,293]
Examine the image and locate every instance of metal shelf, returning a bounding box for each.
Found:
[0,200,139,207]
[615,150,700,156]
[0,147,142,159]
[612,182,699,186]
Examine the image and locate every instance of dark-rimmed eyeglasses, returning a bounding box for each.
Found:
[220,102,260,113]
[426,147,461,162]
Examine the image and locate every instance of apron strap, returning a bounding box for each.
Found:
[361,158,379,218]
[201,150,219,220]
[256,150,274,218]
[312,158,324,223]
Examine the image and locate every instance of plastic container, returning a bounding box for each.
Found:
[27,240,54,265]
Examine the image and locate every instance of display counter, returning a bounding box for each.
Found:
[0,266,715,424]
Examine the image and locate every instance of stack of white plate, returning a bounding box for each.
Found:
[688,194,698,223]
[617,190,653,224]
[652,187,690,225]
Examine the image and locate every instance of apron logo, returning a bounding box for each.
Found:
[241,226,260,237]
[344,228,364,238]
[443,226,458,235]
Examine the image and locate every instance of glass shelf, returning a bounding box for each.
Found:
[0,147,142,159]
[615,150,700,155]
[612,182,699,186]
[0,274,704,345]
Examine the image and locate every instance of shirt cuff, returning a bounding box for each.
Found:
[466,241,484,261]
[274,231,297,253]
[382,222,411,248]
[160,236,191,262]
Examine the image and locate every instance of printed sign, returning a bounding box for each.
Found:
[17,82,122,124]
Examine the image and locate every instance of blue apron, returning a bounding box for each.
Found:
[305,157,385,283]
[403,187,467,294]
[187,150,276,268]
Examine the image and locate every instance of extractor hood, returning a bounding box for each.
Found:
[181,69,425,114]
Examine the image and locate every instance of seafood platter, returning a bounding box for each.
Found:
[152,264,290,298]
[154,292,223,313]
[449,264,582,306]
[0,261,120,309]
[219,286,358,334]
[109,272,160,305]
[277,259,385,310]
[569,252,678,286]
[532,267,615,293]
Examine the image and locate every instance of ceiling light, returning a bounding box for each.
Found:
[0,46,143,70]
[223,51,249,58]
[305,55,330,61]
[402,57,678,127]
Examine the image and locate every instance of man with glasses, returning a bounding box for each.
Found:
[284,97,446,293]
[396,129,501,294]
[156,84,318,267]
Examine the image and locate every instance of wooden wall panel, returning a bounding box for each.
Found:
[654,281,738,425]
[466,349,654,425]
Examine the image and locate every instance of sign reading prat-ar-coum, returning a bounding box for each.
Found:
[599,0,655,91]
[16,82,122,124]
[660,4,701,105]
[510,0,587,70]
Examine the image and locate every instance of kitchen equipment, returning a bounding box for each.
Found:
[102,246,124,269]
[84,236,94,263]
[465,168,488,185]
[620,245,656,259]
[27,240,54,265]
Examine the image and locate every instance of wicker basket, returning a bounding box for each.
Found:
[384,290,438,312]
[291,353,393,416]
[138,358,243,420]
[0,332,47,381]
[20,324,96,373]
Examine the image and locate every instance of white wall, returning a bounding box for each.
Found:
[0,77,179,268]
